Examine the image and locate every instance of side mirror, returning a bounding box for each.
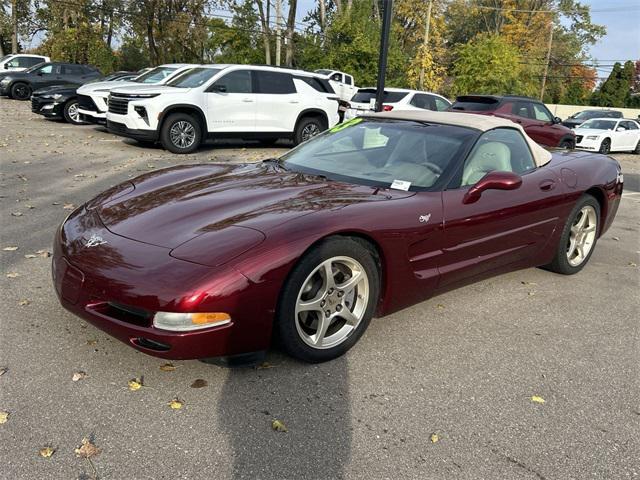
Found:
[211,84,226,93]
[3,64,8,69]
[463,171,522,204]
[552,116,562,124]
[616,127,625,132]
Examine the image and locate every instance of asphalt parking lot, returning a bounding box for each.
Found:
[1,97,639,480]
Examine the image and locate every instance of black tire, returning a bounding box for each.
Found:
[160,113,202,154]
[63,99,85,125]
[559,138,574,149]
[598,138,611,155]
[10,82,31,100]
[545,194,600,275]
[293,116,326,146]
[633,139,640,155]
[275,237,380,363]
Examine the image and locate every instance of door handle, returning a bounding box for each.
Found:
[289,100,300,104]
[241,98,254,103]
[539,179,556,191]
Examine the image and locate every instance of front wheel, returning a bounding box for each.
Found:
[63,99,85,125]
[275,237,380,363]
[633,139,640,155]
[160,113,202,154]
[559,138,574,149]
[545,194,600,275]
[10,82,31,100]
[598,138,611,154]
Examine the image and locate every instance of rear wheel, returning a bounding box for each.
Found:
[293,116,325,145]
[598,138,611,154]
[633,139,640,155]
[160,113,202,154]
[275,237,379,363]
[63,99,85,125]
[10,82,31,100]
[545,194,600,275]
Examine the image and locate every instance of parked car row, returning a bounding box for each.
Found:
[2,58,638,155]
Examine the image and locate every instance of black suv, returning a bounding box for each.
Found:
[562,109,623,129]
[0,62,101,100]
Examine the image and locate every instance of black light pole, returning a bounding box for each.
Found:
[375,0,393,112]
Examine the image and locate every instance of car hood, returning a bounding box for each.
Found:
[93,162,412,249]
[33,84,77,96]
[109,85,187,96]
[78,80,141,94]
[574,128,611,136]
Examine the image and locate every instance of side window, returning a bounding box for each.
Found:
[36,64,53,75]
[512,101,531,119]
[25,57,45,67]
[255,71,295,94]
[460,128,536,187]
[410,94,435,110]
[618,121,630,130]
[63,65,84,75]
[434,97,450,111]
[532,103,553,122]
[345,75,353,85]
[213,70,252,93]
[626,121,639,130]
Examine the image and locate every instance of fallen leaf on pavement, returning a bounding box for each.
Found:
[63,204,75,210]
[521,281,537,285]
[528,291,535,296]
[18,299,30,306]
[159,363,176,372]
[168,398,183,410]
[128,378,143,391]
[24,254,37,258]
[0,367,7,376]
[0,411,9,424]
[86,339,98,345]
[75,438,100,458]
[256,362,275,370]
[39,447,55,458]
[531,395,545,404]
[436,304,445,310]
[190,379,208,388]
[6,272,19,278]
[36,250,51,257]
[629,262,638,267]
[10,212,23,217]
[2,246,18,251]
[612,236,620,241]
[272,419,287,432]
[72,372,87,382]
[430,433,439,443]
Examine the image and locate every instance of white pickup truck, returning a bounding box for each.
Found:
[314,69,357,103]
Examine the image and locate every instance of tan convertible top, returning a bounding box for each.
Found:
[367,110,553,167]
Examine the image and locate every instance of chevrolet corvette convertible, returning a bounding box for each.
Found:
[53,111,623,363]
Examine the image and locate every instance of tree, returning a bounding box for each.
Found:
[207,0,263,64]
[593,61,637,108]
[452,34,535,96]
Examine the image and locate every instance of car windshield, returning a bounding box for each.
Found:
[280,118,476,190]
[580,119,616,130]
[133,66,178,84]
[351,90,408,104]
[166,67,221,88]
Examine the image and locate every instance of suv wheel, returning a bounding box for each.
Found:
[294,116,325,145]
[598,138,611,155]
[11,82,31,100]
[160,113,202,154]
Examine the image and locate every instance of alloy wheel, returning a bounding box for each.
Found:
[566,205,597,267]
[169,121,196,149]
[301,123,321,142]
[68,102,80,123]
[294,256,369,349]
[14,84,30,99]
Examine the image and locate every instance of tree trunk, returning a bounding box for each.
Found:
[418,0,432,90]
[11,0,18,53]
[256,0,272,65]
[106,13,113,49]
[275,0,281,66]
[319,0,325,32]
[285,0,297,66]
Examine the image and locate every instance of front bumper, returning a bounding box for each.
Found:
[574,136,601,151]
[53,207,275,359]
[77,94,107,123]
[31,97,64,118]
[78,108,106,123]
[0,84,11,96]
[107,119,158,142]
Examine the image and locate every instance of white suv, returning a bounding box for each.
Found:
[76,64,194,124]
[106,64,340,153]
[0,54,50,72]
[345,88,451,119]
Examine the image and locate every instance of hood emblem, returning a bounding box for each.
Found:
[84,234,107,248]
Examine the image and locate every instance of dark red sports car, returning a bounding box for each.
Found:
[53,111,623,363]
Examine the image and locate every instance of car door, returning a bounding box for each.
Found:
[439,127,563,288]
[205,69,256,133]
[624,121,640,150]
[31,64,59,89]
[617,121,637,150]
[60,64,85,85]
[254,70,300,132]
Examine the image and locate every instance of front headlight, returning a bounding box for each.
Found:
[586,135,599,140]
[153,311,231,331]
[43,93,62,100]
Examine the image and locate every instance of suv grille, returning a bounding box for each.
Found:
[108,96,130,115]
[78,94,99,112]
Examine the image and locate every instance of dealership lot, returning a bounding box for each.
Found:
[1,97,639,479]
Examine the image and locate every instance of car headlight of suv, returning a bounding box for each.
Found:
[586,135,599,140]
[43,93,62,100]
[153,311,231,331]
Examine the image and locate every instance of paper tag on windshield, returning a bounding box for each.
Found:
[390,179,411,191]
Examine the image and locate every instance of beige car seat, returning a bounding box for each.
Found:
[461,141,512,186]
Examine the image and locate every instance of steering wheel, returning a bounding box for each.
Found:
[423,162,443,175]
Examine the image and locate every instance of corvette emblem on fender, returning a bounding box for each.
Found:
[84,234,107,248]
